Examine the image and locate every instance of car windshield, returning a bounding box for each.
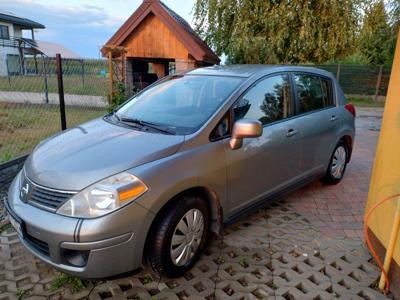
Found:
[116,75,243,135]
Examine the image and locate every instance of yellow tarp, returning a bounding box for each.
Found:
[366,31,400,265]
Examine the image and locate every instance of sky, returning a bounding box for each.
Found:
[0,0,195,58]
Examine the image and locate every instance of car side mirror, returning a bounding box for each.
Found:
[229,119,263,150]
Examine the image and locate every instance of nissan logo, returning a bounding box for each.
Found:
[21,183,30,196]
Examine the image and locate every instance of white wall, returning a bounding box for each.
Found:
[0,21,14,37]
[13,26,22,38]
[0,49,7,76]
[0,21,21,76]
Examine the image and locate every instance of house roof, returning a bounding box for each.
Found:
[35,40,80,58]
[102,0,220,64]
[22,39,80,58]
[0,11,45,29]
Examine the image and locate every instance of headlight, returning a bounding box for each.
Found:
[57,172,148,218]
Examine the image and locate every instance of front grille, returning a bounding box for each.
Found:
[25,233,50,256]
[20,170,76,211]
[30,187,74,210]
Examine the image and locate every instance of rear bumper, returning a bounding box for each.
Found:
[6,172,155,279]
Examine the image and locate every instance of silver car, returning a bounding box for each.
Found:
[6,65,355,278]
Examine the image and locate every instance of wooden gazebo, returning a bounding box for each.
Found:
[101,0,220,97]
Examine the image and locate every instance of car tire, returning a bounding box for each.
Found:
[146,195,209,277]
[322,141,348,185]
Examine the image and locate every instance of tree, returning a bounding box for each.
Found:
[387,0,400,64]
[390,0,400,28]
[359,0,391,64]
[193,0,362,64]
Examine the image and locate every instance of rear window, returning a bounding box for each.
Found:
[294,74,335,113]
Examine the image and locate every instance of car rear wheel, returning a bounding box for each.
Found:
[146,195,209,277]
[323,141,348,184]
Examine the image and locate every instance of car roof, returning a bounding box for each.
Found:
[187,64,335,79]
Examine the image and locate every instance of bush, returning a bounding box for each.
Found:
[108,81,127,112]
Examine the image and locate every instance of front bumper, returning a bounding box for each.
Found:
[6,172,155,279]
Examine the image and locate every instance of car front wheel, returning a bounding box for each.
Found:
[146,195,209,277]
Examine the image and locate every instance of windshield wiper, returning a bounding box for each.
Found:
[113,111,121,122]
[119,117,176,135]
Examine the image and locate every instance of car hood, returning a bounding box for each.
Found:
[24,118,185,191]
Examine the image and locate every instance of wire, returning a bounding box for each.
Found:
[364,193,400,295]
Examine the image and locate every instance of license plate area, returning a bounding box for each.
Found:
[7,211,24,238]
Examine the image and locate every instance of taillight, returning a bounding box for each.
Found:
[344,103,356,117]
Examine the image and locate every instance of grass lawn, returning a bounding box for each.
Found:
[0,102,107,163]
[347,97,385,108]
[0,75,109,97]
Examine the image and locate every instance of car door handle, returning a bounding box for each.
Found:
[286,129,298,137]
[330,115,338,122]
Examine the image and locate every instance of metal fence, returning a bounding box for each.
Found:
[0,58,392,164]
[312,64,391,99]
[0,55,109,163]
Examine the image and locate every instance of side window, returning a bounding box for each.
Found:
[321,78,335,107]
[294,74,334,113]
[233,74,292,125]
[210,113,230,141]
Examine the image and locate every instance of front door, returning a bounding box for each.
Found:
[225,74,303,216]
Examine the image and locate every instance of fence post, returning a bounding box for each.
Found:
[56,54,67,130]
[374,65,383,101]
[42,56,49,104]
[34,54,38,75]
[80,59,85,87]
[336,64,341,81]
[6,56,11,84]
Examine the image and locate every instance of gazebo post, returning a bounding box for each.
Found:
[121,51,125,84]
[108,51,113,105]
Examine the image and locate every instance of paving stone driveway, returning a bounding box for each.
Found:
[288,107,382,241]
[0,107,391,300]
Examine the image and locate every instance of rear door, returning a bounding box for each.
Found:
[224,73,303,216]
[291,73,339,177]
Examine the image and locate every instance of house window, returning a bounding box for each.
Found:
[0,25,10,40]
[0,25,10,39]
[169,62,176,75]
[6,54,20,75]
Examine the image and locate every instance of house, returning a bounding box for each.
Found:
[102,0,220,96]
[0,11,45,76]
[0,11,80,76]
[34,40,80,59]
